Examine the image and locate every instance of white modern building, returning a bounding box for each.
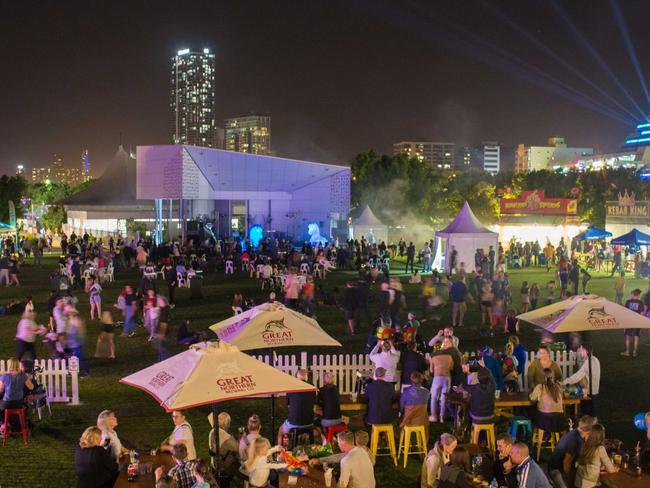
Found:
[515,137,593,172]
[483,144,500,174]
[137,145,350,242]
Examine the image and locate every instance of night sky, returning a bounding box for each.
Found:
[1,0,648,175]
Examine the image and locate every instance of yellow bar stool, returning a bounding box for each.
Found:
[534,429,561,460]
[398,425,428,468]
[370,424,397,465]
[471,423,496,453]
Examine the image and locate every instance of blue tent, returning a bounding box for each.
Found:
[578,226,612,241]
[0,222,15,233]
[611,228,650,246]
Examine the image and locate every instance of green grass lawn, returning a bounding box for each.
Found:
[0,256,649,487]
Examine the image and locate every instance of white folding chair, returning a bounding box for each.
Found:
[176,272,187,288]
[225,260,234,275]
[300,263,310,275]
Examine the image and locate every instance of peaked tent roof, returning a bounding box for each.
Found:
[437,201,497,235]
[62,146,148,207]
[611,228,650,246]
[353,205,385,226]
[577,226,612,241]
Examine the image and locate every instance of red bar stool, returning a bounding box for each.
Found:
[325,423,348,444]
[3,408,29,445]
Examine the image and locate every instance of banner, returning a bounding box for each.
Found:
[500,190,577,215]
[8,200,16,227]
[606,189,649,223]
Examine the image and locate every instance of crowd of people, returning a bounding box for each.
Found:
[2,229,650,488]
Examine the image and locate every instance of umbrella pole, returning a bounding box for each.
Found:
[271,394,276,443]
[212,403,221,481]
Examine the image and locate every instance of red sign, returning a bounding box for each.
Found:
[500,191,577,215]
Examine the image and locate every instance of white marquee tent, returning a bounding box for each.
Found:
[434,202,498,273]
[349,205,388,244]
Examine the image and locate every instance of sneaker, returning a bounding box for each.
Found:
[170,303,176,309]
[429,415,438,422]
[620,351,630,356]
[633,351,638,357]
[128,332,136,338]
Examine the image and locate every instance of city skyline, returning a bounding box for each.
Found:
[0,0,648,175]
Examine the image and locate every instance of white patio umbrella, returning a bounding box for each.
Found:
[517,294,650,399]
[209,301,342,349]
[209,301,341,436]
[119,341,316,476]
[516,294,650,333]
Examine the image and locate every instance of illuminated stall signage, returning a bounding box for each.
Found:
[606,190,649,222]
[500,190,577,215]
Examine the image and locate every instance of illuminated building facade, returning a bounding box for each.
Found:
[515,137,593,172]
[81,149,91,181]
[31,155,85,185]
[393,141,455,168]
[455,143,515,173]
[224,115,271,155]
[561,123,650,172]
[170,48,216,147]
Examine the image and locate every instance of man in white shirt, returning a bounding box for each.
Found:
[160,410,197,461]
[338,431,375,488]
[562,343,600,418]
[369,340,400,383]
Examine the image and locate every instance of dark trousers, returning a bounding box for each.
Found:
[405,258,414,273]
[16,339,35,361]
[581,395,597,417]
[168,284,176,304]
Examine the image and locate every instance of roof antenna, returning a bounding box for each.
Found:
[119,131,123,149]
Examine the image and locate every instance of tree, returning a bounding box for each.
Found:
[40,205,66,232]
[0,174,28,222]
[126,218,148,237]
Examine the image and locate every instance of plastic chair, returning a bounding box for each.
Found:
[325,423,348,444]
[370,424,397,465]
[471,423,496,453]
[3,408,29,445]
[225,260,234,275]
[300,263,310,275]
[176,272,187,288]
[398,425,427,468]
[509,417,533,443]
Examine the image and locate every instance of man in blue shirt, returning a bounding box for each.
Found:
[450,277,470,327]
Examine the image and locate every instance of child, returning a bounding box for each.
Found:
[504,309,519,335]
[614,272,625,304]
[245,438,287,487]
[581,269,592,294]
[519,281,530,313]
[529,283,540,310]
[491,298,505,329]
[546,281,556,305]
[191,459,218,488]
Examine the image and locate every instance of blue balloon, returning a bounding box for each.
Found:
[634,412,647,431]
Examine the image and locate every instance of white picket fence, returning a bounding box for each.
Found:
[255,349,577,395]
[0,357,80,405]
[0,350,574,406]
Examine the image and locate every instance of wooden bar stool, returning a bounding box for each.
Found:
[370,424,397,465]
[398,425,427,468]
